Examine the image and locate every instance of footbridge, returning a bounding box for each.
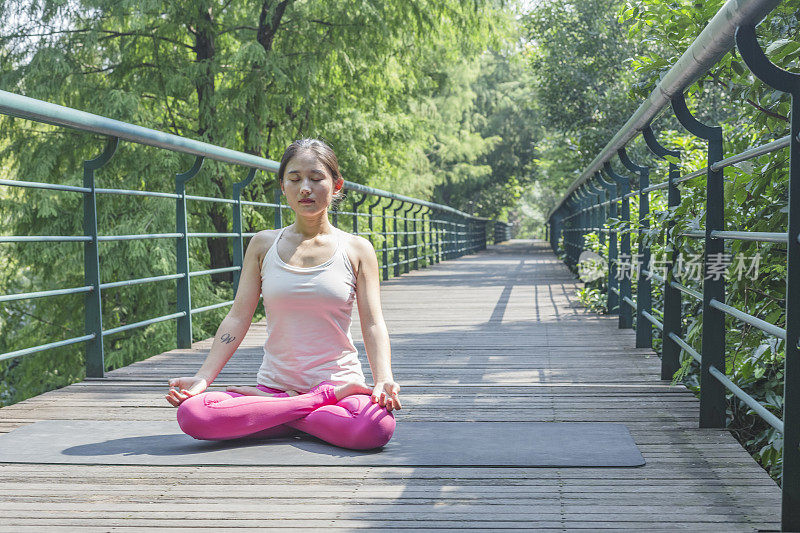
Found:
[0,237,783,531]
[0,0,798,530]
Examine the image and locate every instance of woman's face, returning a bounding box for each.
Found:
[281,149,342,216]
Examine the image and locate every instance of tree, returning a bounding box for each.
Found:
[0,0,516,405]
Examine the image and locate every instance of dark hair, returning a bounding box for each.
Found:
[278,138,345,210]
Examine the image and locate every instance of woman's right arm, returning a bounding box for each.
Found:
[165,230,273,406]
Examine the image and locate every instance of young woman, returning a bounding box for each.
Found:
[164,138,401,450]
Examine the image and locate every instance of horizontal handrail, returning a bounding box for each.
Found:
[547,3,799,527]
[100,273,185,290]
[0,90,483,219]
[668,332,702,363]
[547,0,780,219]
[563,134,790,216]
[0,285,93,303]
[102,311,187,337]
[670,281,703,302]
[709,299,787,340]
[641,310,663,331]
[1,88,503,384]
[708,364,784,433]
[0,334,96,363]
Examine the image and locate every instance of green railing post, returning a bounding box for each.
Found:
[563,200,576,266]
[422,206,432,265]
[274,187,282,229]
[586,181,600,245]
[367,195,382,268]
[402,204,413,274]
[175,156,204,349]
[595,172,607,247]
[584,186,593,254]
[449,213,457,259]
[383,198,396,280]
[672,92,726,429]
[617,158,633,330]
[605,161,631,326]
[437,210,445,262]
[232,168,256,296]
[577,188,586,261]
[619,148,652,349]
[411,204,424,269]
[439,210,447,261]
[643,125,683,380]
[599,171,618,314]
[352,193,368,237]
[550,207,564,255]
[736,24,800,530]
[393,202,404,277]
[455,213,462,258]
[83,136,118,378]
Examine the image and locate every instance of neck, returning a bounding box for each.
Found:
[291,213,334,239]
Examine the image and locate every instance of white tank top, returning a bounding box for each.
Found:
[256,225,367,393]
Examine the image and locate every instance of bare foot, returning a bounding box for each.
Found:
[332,382,370,401]
[226,385,296,397]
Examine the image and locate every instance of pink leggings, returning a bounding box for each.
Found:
[176,381,395,450]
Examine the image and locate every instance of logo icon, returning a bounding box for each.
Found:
[578,250,606,282]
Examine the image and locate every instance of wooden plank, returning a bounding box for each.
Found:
[0,239,782,530]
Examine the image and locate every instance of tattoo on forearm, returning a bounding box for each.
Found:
[220,332,236,344]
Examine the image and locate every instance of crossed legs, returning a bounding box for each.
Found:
[176,381,396,450]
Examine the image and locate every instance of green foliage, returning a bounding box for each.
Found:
[541,0,800,485]
[614,0,799,485]
[0,0,530,406]
[525,0,799,485]
[577,285,608,314]
[516,0,646,237]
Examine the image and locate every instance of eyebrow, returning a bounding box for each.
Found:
[287,169,326,175]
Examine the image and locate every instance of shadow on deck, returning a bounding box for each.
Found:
[0,239,781,531]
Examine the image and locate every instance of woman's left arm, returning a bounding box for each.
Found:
[352,236,402,411]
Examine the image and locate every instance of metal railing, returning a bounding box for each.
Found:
[0,89,499,382]
[545,0,798,529]
[494,221,514,243]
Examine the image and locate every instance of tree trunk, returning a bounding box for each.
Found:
[191,5,233,283]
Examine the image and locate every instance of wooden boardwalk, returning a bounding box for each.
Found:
[0,239,782,531]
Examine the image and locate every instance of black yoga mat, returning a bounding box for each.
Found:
[0,420,644,467]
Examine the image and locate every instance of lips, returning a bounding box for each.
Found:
[299,199,314,204]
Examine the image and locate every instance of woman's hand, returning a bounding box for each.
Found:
[165,376,208,407]
[372,379,402,412]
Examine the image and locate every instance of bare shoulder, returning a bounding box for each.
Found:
[340,231,375,279]
[252,228,280,271]
[349,234,376,257]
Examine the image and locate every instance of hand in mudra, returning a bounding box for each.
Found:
[165,376,208,407]
[372,379,401,412]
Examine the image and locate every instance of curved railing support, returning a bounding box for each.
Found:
[84,137,119,378]
[672,91,726,429]
[175,156,205,349]
[643,125,683,380]
[619,148,653,349]
[737,23,800,531]
[232,168,258,295]
[599,169,619,313]
[605,161,633,329]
